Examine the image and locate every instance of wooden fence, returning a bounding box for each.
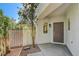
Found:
[9,30,23,48]
[9,29,32,48]
[0,29,32,55]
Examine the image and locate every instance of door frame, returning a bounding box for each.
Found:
[52,22,65,45]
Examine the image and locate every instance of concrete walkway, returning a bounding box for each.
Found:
[28,43,72,56]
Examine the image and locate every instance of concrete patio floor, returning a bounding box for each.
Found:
[28,43,72,56]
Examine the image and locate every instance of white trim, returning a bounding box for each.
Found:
[51,42,66,45]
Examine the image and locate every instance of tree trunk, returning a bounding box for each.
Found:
[0,35,10,56]
[32,21,36,48]
[0,38,6,56]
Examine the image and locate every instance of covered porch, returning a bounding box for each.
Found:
[1,3,79,56]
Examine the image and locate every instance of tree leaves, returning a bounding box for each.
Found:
[18,3,38,24]
[0,9,3,16]
[0,9,11,38]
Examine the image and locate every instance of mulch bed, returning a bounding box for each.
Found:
[20,45,41,56]
[6,47,22,56]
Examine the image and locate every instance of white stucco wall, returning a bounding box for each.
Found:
[66,4,79,56]
[35,19,51,44]
[35,16,67,44]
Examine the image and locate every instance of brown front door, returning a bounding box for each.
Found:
[53,22,64,43]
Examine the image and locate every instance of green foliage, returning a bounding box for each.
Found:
[0,9,11,38]
[0,9,3,16]
[18,3,38,24]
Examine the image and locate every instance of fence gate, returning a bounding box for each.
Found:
[9,30,23,48]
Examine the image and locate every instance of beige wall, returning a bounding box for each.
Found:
[66,4,79,56]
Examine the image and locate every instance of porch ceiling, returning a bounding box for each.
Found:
[37,3,72,20]
[38,3,63,19]
[45,3,71,18]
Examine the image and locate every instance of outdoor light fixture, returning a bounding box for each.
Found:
[49,24,51,28]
